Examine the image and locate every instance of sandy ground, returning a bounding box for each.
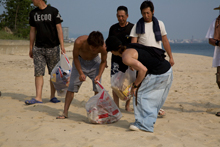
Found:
[0,45,220,147]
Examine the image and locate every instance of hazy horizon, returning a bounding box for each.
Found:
[0,0,220,40]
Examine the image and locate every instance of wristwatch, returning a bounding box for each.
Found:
[132,83,138,88]
[215,40,219,46]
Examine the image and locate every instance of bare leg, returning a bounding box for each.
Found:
[56,91,74,119]
[50,79,56,99]
[216,66,220,89]
[35,76,43,102]
[217,66,220,73]
[112,90,119,108]
[63,91,75,116]
[125,99,132,112]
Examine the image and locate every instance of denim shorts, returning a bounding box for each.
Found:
[33,46,60,76]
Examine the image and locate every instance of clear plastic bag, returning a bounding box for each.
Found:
[85,82,122,124]
[111,68,136,101]
[51,54,72,96]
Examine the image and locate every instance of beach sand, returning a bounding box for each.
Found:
[0,45,220,147]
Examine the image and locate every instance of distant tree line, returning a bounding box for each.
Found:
[0,0,47,39]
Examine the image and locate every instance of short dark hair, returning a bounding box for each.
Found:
[87,31,104,47]
[140,1,154,13]
[117,6,128,15]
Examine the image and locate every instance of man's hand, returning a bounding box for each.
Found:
[131,87,137,97]
[29,49,33,58]
[169,58,175,66]
[105,61,108,68]
[61,47,66,54]
[94,75,101,84]
[79,73,86,81]
[129,66,134,71]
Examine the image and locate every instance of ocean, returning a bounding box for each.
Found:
[169,43,214,57]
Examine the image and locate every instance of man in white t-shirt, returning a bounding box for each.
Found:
[206,5,220,117]
[130,1,174,117]
[130,1,174,67]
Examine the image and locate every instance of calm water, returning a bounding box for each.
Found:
[169,43,214,57]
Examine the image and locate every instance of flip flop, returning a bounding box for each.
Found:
[56,115,68,119]
[216,112,220,117]
[50,97,60,103]
[25,98,43,105]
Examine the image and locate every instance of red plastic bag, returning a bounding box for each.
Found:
[85,82,122,124]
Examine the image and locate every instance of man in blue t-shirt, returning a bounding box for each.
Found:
[25,0,66,105]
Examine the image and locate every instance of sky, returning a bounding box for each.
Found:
[0,0,220,40]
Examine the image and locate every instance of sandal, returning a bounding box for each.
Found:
[25,98,43,105]
[50,97,60,103]
[56,114,68,119]
[216,112,220,117]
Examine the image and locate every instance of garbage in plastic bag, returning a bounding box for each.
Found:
[111,68,136,101]
[51,54,71,96]
[85,82,122,124]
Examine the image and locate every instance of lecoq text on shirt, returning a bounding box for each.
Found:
[34,13,52,22]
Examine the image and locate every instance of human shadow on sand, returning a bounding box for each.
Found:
[24,103,130,130]
[2,92,130,129]
[2,92,88,108]
[162,101,220,115]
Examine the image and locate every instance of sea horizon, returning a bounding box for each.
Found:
[169,43,214,57]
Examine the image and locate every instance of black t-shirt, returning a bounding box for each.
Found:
[29,5,63,48]
[108,22,134,45]
[133,48,171,75]
[108,22,134,74]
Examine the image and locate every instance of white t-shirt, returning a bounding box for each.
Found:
[130,20,167,49]
[206,18,220,67]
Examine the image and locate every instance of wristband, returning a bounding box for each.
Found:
[132,83,138,88]
[215,40,219,46]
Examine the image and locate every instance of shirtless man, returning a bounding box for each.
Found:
[56,31,107,119]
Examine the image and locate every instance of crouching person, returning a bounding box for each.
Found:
[56,31,107,119]
[106,36,173,132]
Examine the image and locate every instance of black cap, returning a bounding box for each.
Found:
[105,36,122,52]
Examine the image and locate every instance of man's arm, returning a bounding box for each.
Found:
[29,26,36,58]
[73,38,86,81]
[131,37,138,43]
[94,45,107,82]
[162,35,174,66]
[209,38,220,47]
[122,49,147,96]
[56,23,66,54]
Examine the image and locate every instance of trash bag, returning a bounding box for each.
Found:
[111,68,136,101]
[51,54,71,96]
[85,82,122,124]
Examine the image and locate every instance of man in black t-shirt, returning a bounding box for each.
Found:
[108,6,134,111]
[25,0,66,105]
